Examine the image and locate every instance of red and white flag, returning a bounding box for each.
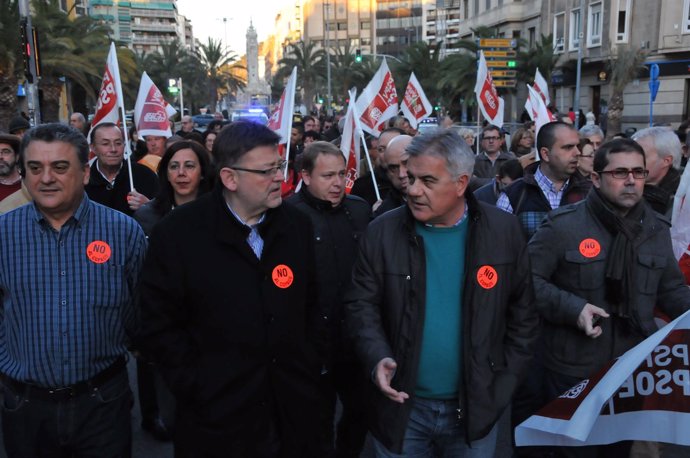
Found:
[267,66,297,144]
[527,84,556,135]
[355,59,398,136]
[517,309,690,447]
[672,163,690,284]
[341,89,361,194]
[134,72,176,138]
[525,68,551,120]
[474,51,504,128]
[534,68,551,106]
[89,43,124,143]
[401,72,433,129]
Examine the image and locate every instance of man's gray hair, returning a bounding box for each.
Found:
[406,128,475,179]
[632,126,682,169]
[579,124,604,139]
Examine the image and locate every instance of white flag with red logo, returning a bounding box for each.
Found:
[527,84,556,136]
[356,59,398,136]
[267,66,297,144]
[88,42,125,144]
[534,68,551,106]
[134,72,175,138]
[516,309,690,447]
[474,51,504,128]
[401,72,433,130]
[341,88,361,194]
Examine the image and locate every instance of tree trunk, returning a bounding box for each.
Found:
[606,92,624,140]
[0,73,18,132]
[39,77,63,123]
[209,80,218,112]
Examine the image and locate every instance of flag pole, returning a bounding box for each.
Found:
[282,67,297,179]
[476,104,481,153]
[110,42,135,193]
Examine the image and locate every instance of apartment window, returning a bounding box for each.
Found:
[337,22,347,31]
[474,0,479,15]
[553,12,565,53]
[615,0,631,42]
[528,27,536,48]
[360,21,370,30]
[463,0,469,19]
[587,2,603,47]
[485,0,490,11]
[685,0,690,33]
[569,8,581,50]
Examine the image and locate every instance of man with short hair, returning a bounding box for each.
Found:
[287,141,371,457]
[138,135,167,172]
[472,124,516,187]
[0,123,147,457]
[473,158,523,206]
[70,112,87,134]
[85,123,159,216]
[528,138,690,456]
[0,134,22,202]
[578,124,604,151]
[632,126,682,216]
[175,115,195,137]
[346,128,538,457]
[374,134,412,217]
[351,127,403,206]
[139,121,321,457]
[497,121,591,237]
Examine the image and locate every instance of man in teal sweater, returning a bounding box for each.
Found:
[346,128,538,456]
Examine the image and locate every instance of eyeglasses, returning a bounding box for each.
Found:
[577,153,594,158]
[482,136,501,142]
[230,160,287,177]
[596,168,649,179]
[0,148,15,156]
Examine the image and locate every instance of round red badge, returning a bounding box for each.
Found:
[477,265,498,289]
[579,238,601,258]
[272,264,294,289]
[86,240,111,264]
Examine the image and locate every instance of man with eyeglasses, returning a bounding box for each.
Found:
[472,124,516,188]
[528,138,690,457]
[138,121,322,457]
[497,121,591,238]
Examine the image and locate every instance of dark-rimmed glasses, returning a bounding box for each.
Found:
[229,160,287,177]
[596,168,648,179]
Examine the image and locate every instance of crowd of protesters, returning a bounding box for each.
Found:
[0,108,690,458]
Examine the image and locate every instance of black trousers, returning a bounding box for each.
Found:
[318,361,369,458]
[1,370,132,458]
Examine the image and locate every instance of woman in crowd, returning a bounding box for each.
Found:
[509,127,535,157]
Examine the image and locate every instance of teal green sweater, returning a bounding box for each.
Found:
[414,219,467,399]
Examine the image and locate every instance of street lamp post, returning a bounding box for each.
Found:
[573,0,584,129]
[18,0,40,126]
[324,0,332,115]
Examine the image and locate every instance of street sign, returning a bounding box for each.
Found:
[493,80,517,88]
[479,38,516,48]
[483,50,517,58]
[490,70,517,78]
[486,60,516,68]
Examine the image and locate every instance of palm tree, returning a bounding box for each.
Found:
[0,0,20,129]
[276,41,327,109]
[605,46,647,138]
[32,0,113,121]
[329,41,366,103]
[197,37,245,112]
[395,41,443,108]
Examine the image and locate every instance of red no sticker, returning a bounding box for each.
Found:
[477,265,498,289]
[272,264,294,289]
[86,240,111,264]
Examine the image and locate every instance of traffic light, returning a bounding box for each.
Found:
[507,60,517,68]
[355,49,362,63]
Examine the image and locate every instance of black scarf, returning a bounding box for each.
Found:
[586,188,646,330]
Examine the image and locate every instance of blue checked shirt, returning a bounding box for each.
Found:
[226,203,266,259]
[496,166,570,214]
[0,194,147,387]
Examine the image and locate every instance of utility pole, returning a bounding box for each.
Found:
[19,0,41,126]
[324,0,332,115]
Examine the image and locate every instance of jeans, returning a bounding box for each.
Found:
[373,397,498,458]
[1,369,132,458]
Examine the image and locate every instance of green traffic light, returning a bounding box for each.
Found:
[507,61,516,68]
